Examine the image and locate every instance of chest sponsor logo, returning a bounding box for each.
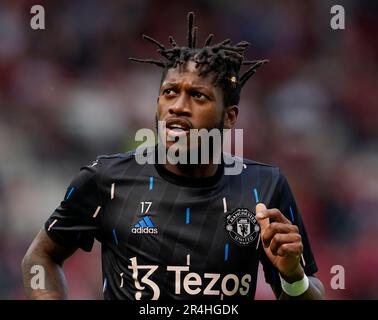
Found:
[226,208,259,246]
[125,255,252,300]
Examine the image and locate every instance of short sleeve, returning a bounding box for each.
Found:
[260,171,318,289]
[44,160,102,252]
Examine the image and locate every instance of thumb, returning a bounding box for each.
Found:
[255,203,269,232]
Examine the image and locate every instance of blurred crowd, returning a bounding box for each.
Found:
[0,0,377,299]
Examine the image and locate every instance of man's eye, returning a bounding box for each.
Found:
[192,92,207,100]
[163,89,176,95]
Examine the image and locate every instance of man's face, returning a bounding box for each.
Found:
[156,60,228,152]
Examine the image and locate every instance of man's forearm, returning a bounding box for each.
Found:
[279,276,325,300]
[22,252,68,300]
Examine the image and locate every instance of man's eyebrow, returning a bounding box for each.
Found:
[189,85,212,91]
[161,82,212,90]
[161,82,180,88]
[160,82,215,98]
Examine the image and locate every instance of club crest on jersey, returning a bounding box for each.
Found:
[226,208,259,246]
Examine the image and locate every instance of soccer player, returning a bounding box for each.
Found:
[22,12,324,300]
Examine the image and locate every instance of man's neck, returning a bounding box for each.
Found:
[163,162,219,179]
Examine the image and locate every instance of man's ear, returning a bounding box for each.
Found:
[223,105,239,129]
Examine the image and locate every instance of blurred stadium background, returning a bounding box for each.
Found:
[0,0,377,299]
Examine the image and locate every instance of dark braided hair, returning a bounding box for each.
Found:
[130,12,268,107]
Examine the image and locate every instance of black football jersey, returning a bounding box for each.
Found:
[45,147,318,300]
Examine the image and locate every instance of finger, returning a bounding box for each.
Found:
[257,208,292,225]
[270,233,302,255]
[276,242,303,257]
[255,203,269,232]
[262,223,299,248]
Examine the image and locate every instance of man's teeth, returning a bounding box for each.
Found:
[169,125,186,130]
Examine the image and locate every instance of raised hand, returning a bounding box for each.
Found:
[255,203,304,282]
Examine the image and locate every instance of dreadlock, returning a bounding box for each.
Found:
[129,12,268,107]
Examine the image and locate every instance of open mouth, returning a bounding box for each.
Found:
[165,118,192,138]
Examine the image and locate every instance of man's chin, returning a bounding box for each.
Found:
[158,131,191,150]
[164,140,191,153]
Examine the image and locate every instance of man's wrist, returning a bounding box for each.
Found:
[279,272,309,297]
[280,265,304,283]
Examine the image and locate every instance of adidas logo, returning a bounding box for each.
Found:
[132,216,158,234]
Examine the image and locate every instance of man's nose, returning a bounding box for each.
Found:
[168,93,191,116]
